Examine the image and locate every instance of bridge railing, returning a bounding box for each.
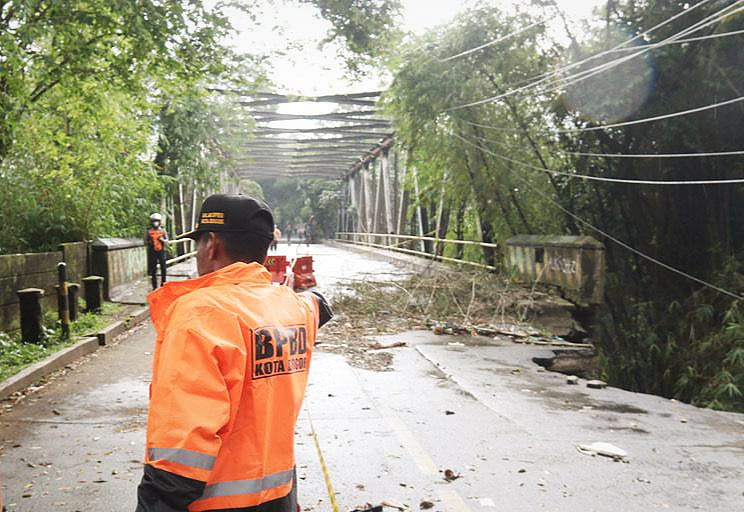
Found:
[335,231,499,271]
[166,238,196,266]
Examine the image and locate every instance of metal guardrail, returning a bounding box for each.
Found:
[337,232,499,249]
[166,238,196,266]
[335,231,498,271]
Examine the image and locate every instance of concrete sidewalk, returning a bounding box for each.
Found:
[110,259,197,305]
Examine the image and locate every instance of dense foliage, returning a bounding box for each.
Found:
[384,1,744,410]
[303,0,401,72]
[0,0,398,253]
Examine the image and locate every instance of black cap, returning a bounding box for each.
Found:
[177,194,274,240]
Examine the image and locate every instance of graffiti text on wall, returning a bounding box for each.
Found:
[548,256,577,274]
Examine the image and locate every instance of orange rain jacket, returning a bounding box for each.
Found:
[136,262,329,512]
[146,227,168,253]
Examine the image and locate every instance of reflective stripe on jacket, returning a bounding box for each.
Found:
[144,262,319,511]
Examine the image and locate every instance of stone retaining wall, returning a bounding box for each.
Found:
[0,242,87,331]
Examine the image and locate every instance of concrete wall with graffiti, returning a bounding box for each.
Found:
[506,235,605,305]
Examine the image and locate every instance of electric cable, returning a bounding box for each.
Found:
[441,16,549,62]
[528,4,744,102]
[457,133,744,185]
[466,93,744,134]
[503,0,718,92]
[564,149,744,158]
[444,0,739,111]
[451,134,743,300]
[606,27,744,52]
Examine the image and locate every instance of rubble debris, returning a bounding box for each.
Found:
[566,376,579,385]
[321,271,592,371]
[351,505,382,512]
[381,500,406,510]
[512,337,593,349]
[369,341,407,350]
[443,468,461,481]
[491,323,540,338]
[586,380,607,389]
[419,500,434,509]
[533,349,599,379]
[445,410,455,415]
[576,442,628,462]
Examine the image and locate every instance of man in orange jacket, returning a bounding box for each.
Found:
[136,194,332,512]
[145,213,169,290]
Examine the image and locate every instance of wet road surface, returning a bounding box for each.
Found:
[1,244,742,511]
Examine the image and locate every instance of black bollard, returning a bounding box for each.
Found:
[68,283,80,322]
[82,276,104,313]
[57,262,70,339]
[17,288,45,344]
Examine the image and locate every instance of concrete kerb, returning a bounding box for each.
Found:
[0,337,99,401]
[0,305,151,401]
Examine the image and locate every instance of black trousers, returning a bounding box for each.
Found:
[136,465,298,512]
[148,250,167,289]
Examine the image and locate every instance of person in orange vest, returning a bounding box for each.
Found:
[136,194,332,512]
[145,213,169,290]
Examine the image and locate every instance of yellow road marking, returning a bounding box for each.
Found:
[306,409,340,512]
[372,399,439,476]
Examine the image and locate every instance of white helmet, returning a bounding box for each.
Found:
[150,213,163,222]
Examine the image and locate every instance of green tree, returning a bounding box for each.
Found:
[384,1,744,410]
[0,0,234,163]
[303,0,402,72]
[0,81,160,253]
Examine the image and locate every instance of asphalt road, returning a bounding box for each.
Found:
[1,244,742,511]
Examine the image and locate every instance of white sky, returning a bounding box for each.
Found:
[227,0,607,99]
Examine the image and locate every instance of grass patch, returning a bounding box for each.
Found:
[0,302,123,381]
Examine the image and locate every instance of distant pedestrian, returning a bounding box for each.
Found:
[145,213,168,290]
[271,224,282,251]
[297,226,305,246]
[287,225,293,246]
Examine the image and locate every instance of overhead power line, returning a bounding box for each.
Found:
[467,94,744,134]
[444,0,738,111]
[527,3,744,103]
[451,134,742,300]
[441,16,549,62]
[555,94,744,133]
[606,27,744,52]
[457,0,740,110]
[443,0,716,109]
[455,133,744,186]
[564,149,744,158]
